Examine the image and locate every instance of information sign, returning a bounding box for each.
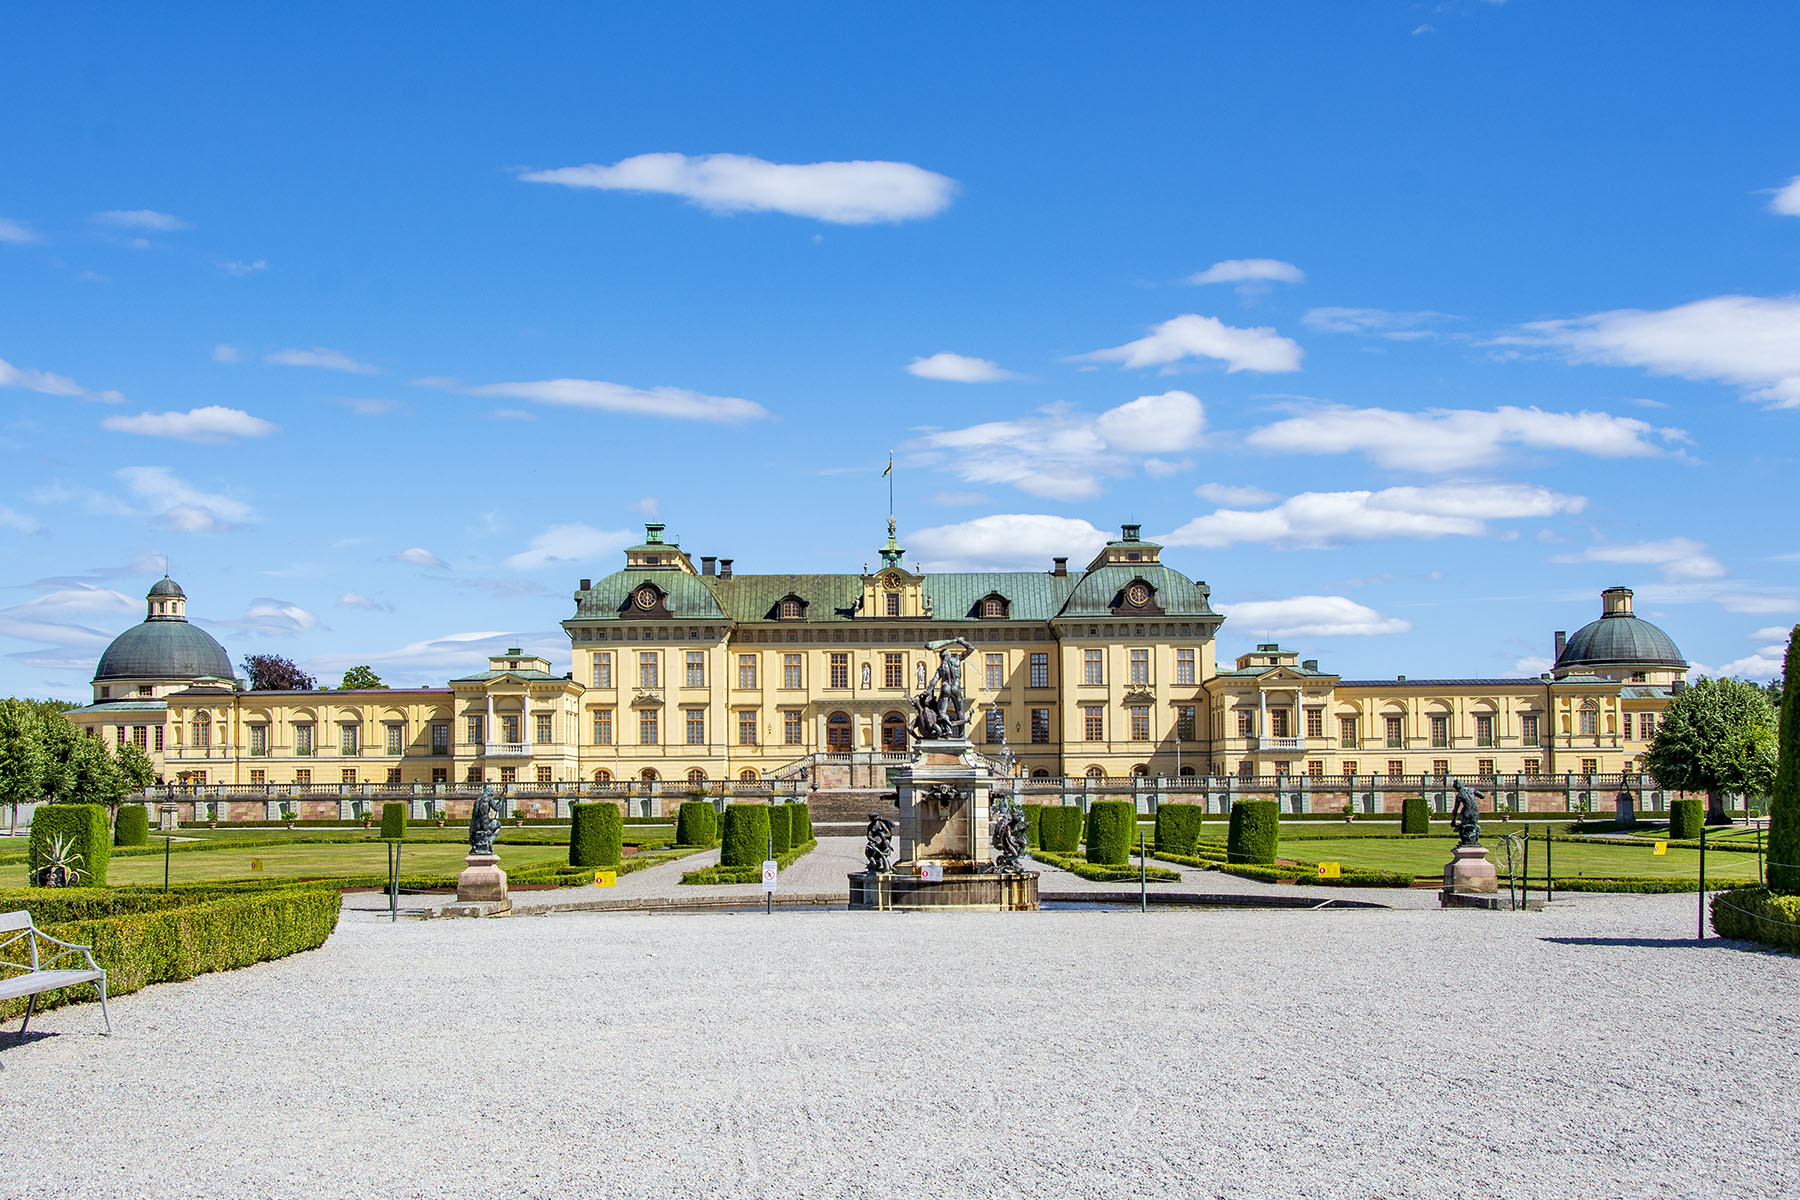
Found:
[1653,841,1668,856]
[1317,862,1341,878]
[919,862,944,883]
[761,860,778,892]
[593,871,616,887]
[250,859,263,872]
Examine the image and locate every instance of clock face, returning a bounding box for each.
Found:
[1127,584,1150,606]
[882,571,903,589]
[634,586,658,610]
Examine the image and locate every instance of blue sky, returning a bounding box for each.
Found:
[3,2,1798,699]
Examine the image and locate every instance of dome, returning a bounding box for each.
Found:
[93,580,233,683]
[148,577,185,598]
[1554,587,1685,672]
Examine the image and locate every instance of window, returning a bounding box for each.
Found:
[593,652,612,688]
[981,596,1004,619]
[885,591,900,617]
[338,723,358,755]
[1083,649,1104,686]
[1237,710,1254,737]
[1238,761,1255,780]
[192,716,211,750]
[1129,649,1150,686]
[829,653,849,689]
[137,685,152,697]
[1129,705,1150,741]
[1273,761,1290,777]
[1271,709,1290,738]
[638,651,659,688]
[1429,715,1449,749]
[1082,705,1104,741]
[1477,758,1494,776]
[685,709,705,745]
[1307,760,1323,779]
[133,726,148,750]
[1520,715,1540,747]
[986,706,1006,744]
[1306,709,1324,739]
[1639,713,1656,740]
[1030,653,1049,688]
[1175,648,1195,686]
[1432,760,1449,778]
[154,725,164,751]
[1176,705,1195,741]
[1387,759,1405,778]
[685,651,705,687]
[1340,716,1358,749]
[826,711,853,750]
[783,654,803,689]
[1523,757,1540,775]
[783,710,804,746]
[985,653,1004,690]
[882,711,907,748]
[883,652,904,689]
[686,767,707,785]
[592,710,613,745]
[386,724,404,755]
[114,725,125,748]
[531,714,549,744]
[431,723,450,755]
[1580,758,1598,775]
[387,768,403,784]
[465,716,483,746]
[1341,760,1358,777]
[249,726,267,756]
[639,709,658,745]
[1031,708,1051,744]
[465,767,481,783]
[501,715,519,744]
[1475,715,1494,747]
[738,709,757,747]
[295,724,315,756]
[432,768,447,784]
[250,768,265,785]
[1629,671,1648,683]
[536,766,552,785]
[737,654,757,689]
[1622,713,1633,740]
[1385,716,1404,748]
[593,768,612,783]
[1578,703,1598,738]
[780,597,802,620]
[342,769,356,784]
[499,767,515,784]
[296,768,311,785]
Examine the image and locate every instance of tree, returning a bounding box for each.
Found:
[62,733,127,811]
[1768,627,1800,895]
[339,665,385,690]
[242,653,317,691]
[0,698,46,832]
[29,699,79,804]
[115,738,157,791]
[1644,676,1778,824]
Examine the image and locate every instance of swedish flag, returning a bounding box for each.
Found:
[883,454,892,477]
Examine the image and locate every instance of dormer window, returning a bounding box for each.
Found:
[978,594,1010,619]
[778,596,805,620]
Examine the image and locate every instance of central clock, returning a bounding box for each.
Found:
[634,586,658,610]
[1127,583,1150,606]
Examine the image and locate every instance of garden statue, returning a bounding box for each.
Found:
[468,784,505,855]
[864,814,896,873]
[909,636,975,740]
[990,797,1028,873]
[1450,779,1486,847]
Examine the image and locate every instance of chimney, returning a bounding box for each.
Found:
[1397,675,1406,682]
[1555,630,1567,660]
[1302,659,1318,672]
[1121,523,1141,542]
[719,558,733,579]
[1052,557,1068,577]
[579,578,591,591]
[701,557,716,576]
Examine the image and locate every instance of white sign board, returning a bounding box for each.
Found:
[919,862,944,882]
[761,860,778,892]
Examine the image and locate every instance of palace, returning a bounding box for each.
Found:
[65,521,1687,799]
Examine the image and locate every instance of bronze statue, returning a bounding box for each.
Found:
[864,814,896,873]
[468,784,505,855]
[1450,779,1486,847]
[909,636,974,740]
[990,796,1028,873]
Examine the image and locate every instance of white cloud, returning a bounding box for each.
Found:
[466,378,767,423]
[1142,457,1191,478]
[101,405,280,444]
[1186,258,1304,287]
[1302,307,1454,339]
[928,491,989,506]
[1196,482,1279,506]
[0,216,40,245]
[1073,314,1303,373]
[489,408,537,422]
[505,524,635,570]
[1552,538,1726,582]
[265,347,382,374]
[92,209,191,231]
[217,259,267,277]
[114,466,256,534]
[212,344,243,363]
[905,353,1022,383]
[335,396,395,416]
[1412,23,1435,35]
[1160,483,1585,549]
[627,497,660,517]
[1245,404,1685,471]
[521,152,957,225]
[220,597,320,638]
[910,514,1110,571]
[910,390,1205,500]
[0,355,124,403]
[1511,656,1553,677]
[1218,595,1411,638]
[0,583,138,667]
[1748,626,1794,643]
[1714,591,1800,615]
[338,593,393,612]
[394,547,449,571]
[1769,175,1800,217]
[1517,295,1800,408]
[308,629,565,683]
[0,506,43,534]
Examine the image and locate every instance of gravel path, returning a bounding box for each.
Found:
[4,894,1794,1199]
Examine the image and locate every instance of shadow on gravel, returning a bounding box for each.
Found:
[3,1029,56,1051]
[1540,936,1713,948]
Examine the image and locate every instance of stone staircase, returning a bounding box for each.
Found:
[807,788,898,828]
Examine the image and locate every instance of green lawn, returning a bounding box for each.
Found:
[1213,834,1763,883]
[106,840,567,884]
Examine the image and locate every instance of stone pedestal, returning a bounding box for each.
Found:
[1441,844,1498,895]
[445,852,511,917]
[1615,794,1636,825]
[849,870,1038,911]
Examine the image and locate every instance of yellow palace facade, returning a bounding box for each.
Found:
[67,522,1687,802]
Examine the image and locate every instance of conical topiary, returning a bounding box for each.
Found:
[1768,625,1800,895]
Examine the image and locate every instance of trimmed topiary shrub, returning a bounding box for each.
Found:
[676,800,718,846]
[1711,885,1800,949]
[379,802,406,840]
[1154,803,1204,855]
[113,804,150,847]
[1227,800,1279,865]
[1039,806,1083,853]
[1768,626,1800,896]
[1085,800,1136,866]
[1670,797,1703,841]
[769,803,793,855]
[569,802,624,868]
[1401,797,1429,835]
[29,803,110,887]
[790,801,812,845]
[721,803,772,868]
[1023,803,1044,848]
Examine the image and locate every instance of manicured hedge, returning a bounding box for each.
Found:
[721,804,772,868]
[28,803,111,887]
[569,803,624,868]
[1711,885,1800,950]
[1155,804,1205,855]
[2,885,341,1020]
[790,802,812,845]
[683,830,815,884]
[1227,801,1279,865]
[1032,846,1180,883]
[1085,801,1136,866]
[1401,797,1430,835]
[1038,806,1083,853]
[676,800,718,847]
[769,803,793,856]
[1669,798,1703,840]
[1023,804,1044,848]
[114,805,150,847]
[379,802,407,840]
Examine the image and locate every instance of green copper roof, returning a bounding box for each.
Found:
[95,618,234,683]
[1555,612,1686,671]
[1056,564,1219,619]
[574,571,728,621]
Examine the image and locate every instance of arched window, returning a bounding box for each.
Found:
[1130,764,1149,777]
[1179,765,1196,777]
[687,767,707,784]
[593,769,613,784]
[192,712,211,750]
[780,597,802,620]
[639,768,658,782]
[1085,765,1105,779]
[826,710,853,750]
[1578,700,1599,738]
[981,596,1004,619]
[739,768,758,783]
[1032,768,1051,779]
[881,710,907,749]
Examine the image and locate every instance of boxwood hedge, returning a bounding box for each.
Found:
[769,803,793,856]
[1038,806,1083,854]
[1085,801,1136,866]
[1711,885,1800,949]
[1227,800,1279,865]
[721,804,772,868]
[1401,797,1430,835]
[790,802,812,845]
[379,802,407,840]
[1023,803,1044,848]
[114,804,150,847]
[569,803,624,868]
[676,800,718,847]
[1154,804,1205,855]
[28,803,110,887]
[1669,798,1703,840]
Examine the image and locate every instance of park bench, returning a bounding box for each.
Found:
[0,910,111,1063]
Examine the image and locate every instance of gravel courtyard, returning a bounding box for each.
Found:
[2,894,1795,1199]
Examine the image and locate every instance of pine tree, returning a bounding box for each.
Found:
[1768,626,1800,895]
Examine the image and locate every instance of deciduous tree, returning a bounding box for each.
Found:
[1645,676,1778,824]
[241,653,317,691]
[339,665,385,690]
[0,698,46,831]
